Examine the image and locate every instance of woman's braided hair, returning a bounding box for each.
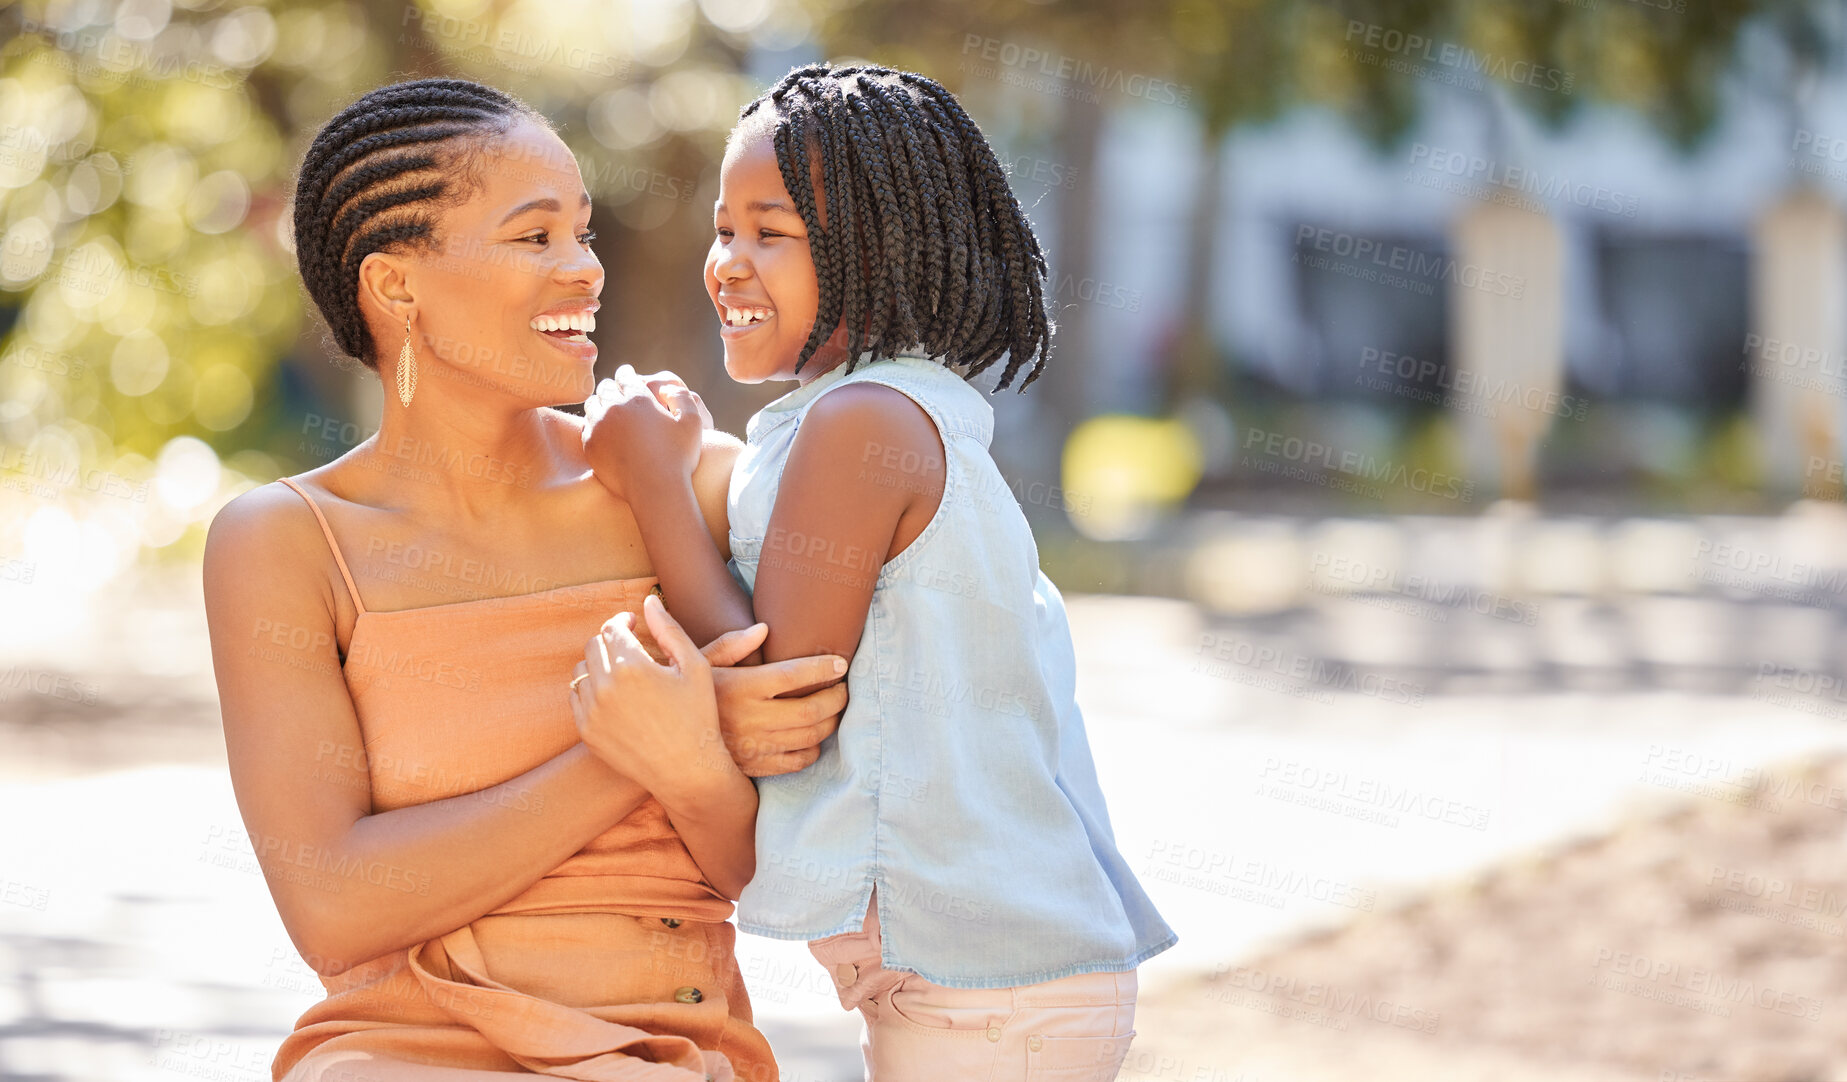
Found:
[736,63,1053,390]
[292,78,543,367]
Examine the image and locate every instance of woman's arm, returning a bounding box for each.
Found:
[204,484,649,977]
[205,482,839,971]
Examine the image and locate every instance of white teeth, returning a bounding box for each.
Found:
[530,311,596,333]
[723,306,772,327]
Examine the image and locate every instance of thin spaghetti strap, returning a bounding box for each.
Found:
[276,476,367,615]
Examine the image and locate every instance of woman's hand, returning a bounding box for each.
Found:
[581,366,710,503]
[571,593,739,805]
[570,594,778,898]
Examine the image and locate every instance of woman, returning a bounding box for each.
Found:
[203,79,841,1082]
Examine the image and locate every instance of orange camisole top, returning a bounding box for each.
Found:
[276,475,731,925]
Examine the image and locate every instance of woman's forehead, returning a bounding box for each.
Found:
[470,117,587,214]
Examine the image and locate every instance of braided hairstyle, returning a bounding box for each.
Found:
[736,63,1053,391]
[292,78,546,367]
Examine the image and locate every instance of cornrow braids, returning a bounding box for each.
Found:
[292,78,542,367]
[734,62,1053,390]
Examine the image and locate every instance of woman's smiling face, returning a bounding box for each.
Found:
[381,115,604,406]
[703,123,847,385]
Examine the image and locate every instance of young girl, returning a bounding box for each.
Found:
[583,62,1175,1080]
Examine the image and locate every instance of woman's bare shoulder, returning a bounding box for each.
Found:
[203,477,341,605]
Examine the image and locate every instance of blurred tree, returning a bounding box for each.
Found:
[0,0,783,512]
[0,4,301,471]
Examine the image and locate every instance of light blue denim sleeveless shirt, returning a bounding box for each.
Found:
[727,353,1177,989]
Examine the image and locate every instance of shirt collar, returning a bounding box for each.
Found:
[745,350,936,444]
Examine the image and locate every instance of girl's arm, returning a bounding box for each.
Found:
[748,382,944,669]
[583,378,758,651]
[631,429,761,651]
[604,377,945,679]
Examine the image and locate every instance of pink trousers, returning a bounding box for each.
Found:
[806,890,1138,1081]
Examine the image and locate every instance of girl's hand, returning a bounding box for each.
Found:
[703,624,849,777]
[581,366,709,501]
[570,594,738,804]
[624,366,713,431]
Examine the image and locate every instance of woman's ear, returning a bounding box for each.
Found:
[357,250,416,328]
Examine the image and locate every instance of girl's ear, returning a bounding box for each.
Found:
[357,250,416,327]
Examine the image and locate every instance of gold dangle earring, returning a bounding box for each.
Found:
[396,316,418,407]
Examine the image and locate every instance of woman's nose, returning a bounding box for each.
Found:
[554,245,603,291]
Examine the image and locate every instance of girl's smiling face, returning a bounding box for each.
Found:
[704,123,847,385]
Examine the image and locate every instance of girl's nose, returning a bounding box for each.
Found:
[712,244,751,283]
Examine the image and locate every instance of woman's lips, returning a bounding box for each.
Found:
[534,327,597,362]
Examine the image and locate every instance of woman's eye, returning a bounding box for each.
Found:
[578,230,597,245]
[518,232,547,245]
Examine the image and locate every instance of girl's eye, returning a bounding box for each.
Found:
[759,230,783,240]
[715,227,734,239]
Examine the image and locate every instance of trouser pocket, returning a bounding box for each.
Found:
[861,971,1139,1082]
[1025,1029,1137,1080]
[1018,969,1138,1081]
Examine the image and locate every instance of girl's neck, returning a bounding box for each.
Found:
[793,360,846,387]
[790,344,931,387]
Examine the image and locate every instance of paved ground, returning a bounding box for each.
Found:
[9,508,1847,1080]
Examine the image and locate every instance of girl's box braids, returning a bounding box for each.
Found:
[737,63,1053,391]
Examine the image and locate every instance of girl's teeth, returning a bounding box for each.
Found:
[725,306,771,326]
